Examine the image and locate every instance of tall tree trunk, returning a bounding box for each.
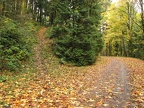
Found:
[39,8,43,24]
[21,0,26,15]
[121,35,127,56]
[2,1,5,16]
[139,0,144,39]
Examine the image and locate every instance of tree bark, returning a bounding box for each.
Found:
[139,0,144,39]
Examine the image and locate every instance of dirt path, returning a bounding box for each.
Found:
[79,57,133,107]
[34,27,47,74]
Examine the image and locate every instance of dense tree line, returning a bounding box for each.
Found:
[0,0,105,26]
[0,0,58,25]
[102,0,144,59]
[0,0,143,70]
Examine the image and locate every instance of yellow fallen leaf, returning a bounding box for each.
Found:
[67,104,74,108]
[135,90,141,96]
[97,99,103,105]
[107,89,113,93]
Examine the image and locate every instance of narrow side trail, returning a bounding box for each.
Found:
[34,27,47,74]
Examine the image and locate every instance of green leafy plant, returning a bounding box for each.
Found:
[0,17,35,71]
[0,75,7,82]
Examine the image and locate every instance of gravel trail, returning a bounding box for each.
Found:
[82,58,133,107]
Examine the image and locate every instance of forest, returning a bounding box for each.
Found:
[0,0,144,70]
[0,0,144,107]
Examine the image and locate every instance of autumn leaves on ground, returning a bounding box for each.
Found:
[0,28,144,108]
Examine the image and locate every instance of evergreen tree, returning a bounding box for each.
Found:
[51,0,103,66]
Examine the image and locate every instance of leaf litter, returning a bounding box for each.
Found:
[0,28,144,107]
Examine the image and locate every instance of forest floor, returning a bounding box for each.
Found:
[0,28,144,108]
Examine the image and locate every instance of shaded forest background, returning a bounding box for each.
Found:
[0,0,144,71]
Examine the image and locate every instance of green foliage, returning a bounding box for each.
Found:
[45,26,53,38]
[0,17,35,71]
[51,0,103,66]
[128,34,144,59]
[0,75,7,82]
[103,2,144,59]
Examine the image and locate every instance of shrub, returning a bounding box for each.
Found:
[0,17,34,71]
